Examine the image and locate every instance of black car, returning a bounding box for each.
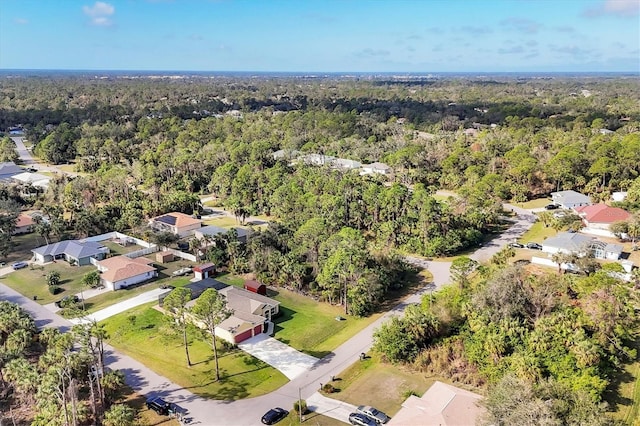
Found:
[545,203,560,210]
[350,412,377,426]
[526,242,542,250]
[55,295,79,308]
[146,396,171,416]
[261,407,288,425]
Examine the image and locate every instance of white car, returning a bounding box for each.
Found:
[172,267,192,276]
[357,406,390,424]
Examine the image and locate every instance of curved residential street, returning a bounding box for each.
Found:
[10,136,78,177]
[1,167,538,424]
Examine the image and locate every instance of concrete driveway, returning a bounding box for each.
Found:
[306,392,357,424]
[238,334,319,380]
[69,287,171,324]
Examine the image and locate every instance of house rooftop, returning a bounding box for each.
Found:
[32,240,107,259]
[98,256,156,283]
[153,212,202,228]
[388,381,484,426]
[543,232,594,252]
[575,203,631,224]
[551,190,591,204]
[16,213,34,228]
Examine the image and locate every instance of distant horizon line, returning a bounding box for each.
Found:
[1,68,638,77]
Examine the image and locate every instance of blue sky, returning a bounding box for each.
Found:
[1,0,638,72]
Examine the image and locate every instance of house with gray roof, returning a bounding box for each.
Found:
[194,225,252,243]
[32,240,109,265]
[0,162,23,182]
[542,232,623,260]
[550,190,592,209]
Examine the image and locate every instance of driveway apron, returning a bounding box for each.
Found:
[238,333,319,380]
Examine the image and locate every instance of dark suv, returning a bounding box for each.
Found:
[146,396,171,416]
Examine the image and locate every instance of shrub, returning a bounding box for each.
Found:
[293,400,307,414]
[49,286,62,295]
[321,383,335,393]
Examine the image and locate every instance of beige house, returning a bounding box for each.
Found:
[96,255,157,290]
[215,286,280,344]
[388,381,485,426]
[149,212,202,237]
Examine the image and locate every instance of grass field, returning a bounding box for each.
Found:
[101,241,143,256]
[102,303,288,400]
[605,331,640,425]
[1,262,96,304]
[511,198,551,209]
[329,353,440,417]
[271,288,382,357]
[518,220,557,243]
[2,232,46,265]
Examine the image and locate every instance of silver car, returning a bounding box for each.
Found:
[357,405,390,424]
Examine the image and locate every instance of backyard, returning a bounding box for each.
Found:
[101,303,289,400]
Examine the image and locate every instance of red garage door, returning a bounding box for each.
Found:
[235,329,253,343]
[253,324,263,335]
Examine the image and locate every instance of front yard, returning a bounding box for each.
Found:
[101,303,288,400]
[0,262,95,304]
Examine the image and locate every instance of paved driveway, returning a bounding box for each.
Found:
[306,392,357,424]
[238,334,319,380]
[69,288,171,324]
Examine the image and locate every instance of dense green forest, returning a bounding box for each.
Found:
[1,74,640,423]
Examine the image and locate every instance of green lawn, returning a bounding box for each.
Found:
[511,198,551,209]
[605,332,640,425]
[2,232,47,264]
[271,288,382,357]
[216,272,245,287]
[1,262,96,304]
[329,353,442,417]
[101,303,288,400]
[518,220,557,243]
[202,216,243,228]
[81,276,192,314]
[101,241,143,256]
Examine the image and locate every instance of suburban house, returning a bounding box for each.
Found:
[550,190,592,209]
[0,162,23,182]
[11,171,50,190]
[170,278,280,344]
[360,162,392,176]
[13,213,34,235]
[149,212,202,237]
[32,240,109,265]
[574,203,631,237]
[387,381,485,426]
[331,158,362,170]
[542,232,623,260]
[215,285,280,344]
[194,225,252,244]
[95,255,157,290]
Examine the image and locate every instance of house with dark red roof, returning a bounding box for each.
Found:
[149,212,202,237]
[574,203,632,237]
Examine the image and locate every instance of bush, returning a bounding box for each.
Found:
[321,383,336,393]
[49,286,62,295]
[293,400,307,414]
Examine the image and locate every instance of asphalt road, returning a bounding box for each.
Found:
[11,136,78,177]
[0,195,537,425]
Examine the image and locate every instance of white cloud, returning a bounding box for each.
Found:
[584,0,639,17]
[83,2,115,27]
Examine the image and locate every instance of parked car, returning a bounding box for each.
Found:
[146,396,171,416]
[55,295,79,308]
[545,203,560,210]
[11,261,28,270]
[349,412,377,426]
[261,407,288,425]
[508,242,524,248]
[172,266,192,276]
[526,242,542,250]
[357,406,390,424]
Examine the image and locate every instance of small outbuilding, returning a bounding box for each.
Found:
[155,251,174,264]
[193,263,216,280]
[244,279,267,295]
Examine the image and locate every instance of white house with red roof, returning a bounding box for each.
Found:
[574,203,632,237]
[96,255,157,290]
[13,213,34,235]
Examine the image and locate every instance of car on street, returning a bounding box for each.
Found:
[261,407,288,425]
[526,242,542,250]
[357,406,390,424]
[545,203,560,210]
[55,295,79,308]
[508,242,524,248]
[11,261,28,270]
[350,412,377,426]
[146,396,171,416]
